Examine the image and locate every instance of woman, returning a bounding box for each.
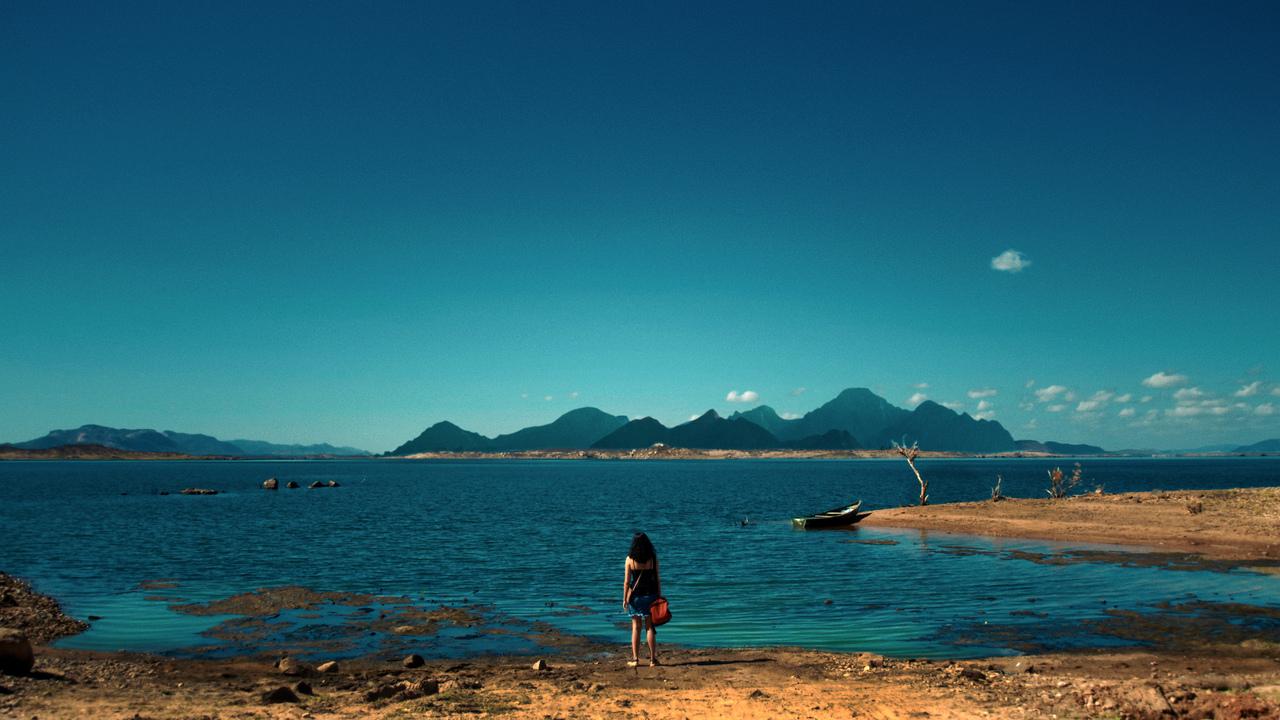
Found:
[622,532,661,667]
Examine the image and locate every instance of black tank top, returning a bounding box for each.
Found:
[630,559,658,596]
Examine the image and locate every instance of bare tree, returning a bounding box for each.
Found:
[991,474,1005,501]
[1047,462,1084,499]
[893,440,928,506]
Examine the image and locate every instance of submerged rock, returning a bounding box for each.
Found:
[327,480,340,487]
[262,478,278,490]
[308,481,324,489]
[286,481,299,489]
[180,488,218,495]
[0,629,34,676]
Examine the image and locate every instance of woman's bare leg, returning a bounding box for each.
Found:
[630,617,642,661]
[645,617,657,663]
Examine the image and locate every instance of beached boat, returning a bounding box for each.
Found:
[792,500,865,529]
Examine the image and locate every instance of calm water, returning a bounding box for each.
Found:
[1,457,1277,659]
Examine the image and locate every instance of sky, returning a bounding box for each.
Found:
[2,1,1278,453]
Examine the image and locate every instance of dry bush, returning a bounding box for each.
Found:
[991,474,1005,502]
[1047,462,1084,499]
[892,440,928,506]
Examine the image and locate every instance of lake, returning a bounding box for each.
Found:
[1,457,1277,660]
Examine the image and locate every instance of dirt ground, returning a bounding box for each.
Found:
[4,643,1280,720]
[861,486,1280,563]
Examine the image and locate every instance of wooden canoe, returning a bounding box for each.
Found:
[792,500,865,529]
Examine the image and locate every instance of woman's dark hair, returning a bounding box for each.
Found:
[628,532,656,563]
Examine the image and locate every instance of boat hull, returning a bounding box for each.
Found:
[792,501,865,529]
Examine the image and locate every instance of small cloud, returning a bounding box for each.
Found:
[1035,385,1067,402]
[1256,403,1276,416]
[967,388,997,399]
[688,414,700,421]
[790,387,807,397]
[726,390,759,403]
[1234,381,1262,398]
[914,382,930,390]
[520,393,529,399]
[1115,393,1132,403]
[976,400,993,412]
[974,411,995,420]
[1142,371,1188,388]
[1118,407,1136,418]
[942,402,966,411]
[1076,400,1103,412]
[991,249,1030,273]
[544,395,553,401]
[1170,405,1203,417]
[1025,379,1036,389]
[781,412,802,420]
[1140,395,1153,403]
[1173,387,1204,401]
[1025,417,1039,429]
[907,392,928,406]
[1018,401,1035,411]
[1273,387,1280,397]
[1047,404,1067,413]
[569,391,580,399]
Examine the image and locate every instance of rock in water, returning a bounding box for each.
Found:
[262,477,278,490]
[0,629,34,675]
[308,481,324,489]
[180,488,218,495]
[286,481,299,489]
[327,480,340,487]
[316,660,339,673]
[262,686,300,704]
[403,653,424,668]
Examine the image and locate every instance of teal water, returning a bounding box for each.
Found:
[1,457,1277,659]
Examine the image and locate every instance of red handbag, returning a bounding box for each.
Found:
[649,596,671,626]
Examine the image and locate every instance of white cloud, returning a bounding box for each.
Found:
[569,391,580,399]
[914,382,930,390]
[1115,393,1132,403]
[781,412,802,420]
[1018,401,1035,411]
[1047,404,1067,413]
[991,249,1030,273]
[544,395,553,401]
[1140,395,1153,403]
[1076,400,1103,412]
[1118,407,1136,418]
[1256,403,1276,416]
[726,390,759,403]
[976,400,993,412]
[942,402,966,411]
[907,392,929,406]
[1273,387,1280,397]
[1035,385,1067,402]
[1025,379,1036,389]
[1170,405,1203,417]
[1143,371,1188,388]
[1173,387,1204,401]
[974,411,995,421]
[1235,381,1262,398]
[790,387,807,397]
[520,393,529,399]
[967,388,997,399]
[1025,417,1039,429]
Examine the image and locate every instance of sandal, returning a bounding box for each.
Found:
[649,658,660,667]
[626,659,639,668]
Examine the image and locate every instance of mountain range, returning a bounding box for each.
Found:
[388,387,1097,455]
[11,425,368,456]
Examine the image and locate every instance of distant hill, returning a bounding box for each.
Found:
[229,440,369,456]
[784,429,859,450]
[731,388,1019,452]
[1234,439,1280,453]
[591,411,779,450]
[0,443,193,460]
[390,421,492,454]
[1015,439,1107,455]
[489,408,628,450]
[12,424,367,456]
[590,417,670,449]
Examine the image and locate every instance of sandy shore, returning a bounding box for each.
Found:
[5,488,1280,718]
[861,486,1280,562]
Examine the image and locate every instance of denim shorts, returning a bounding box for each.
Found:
[627,594,658,618]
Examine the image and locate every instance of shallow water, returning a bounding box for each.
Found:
[1,457,1277,659]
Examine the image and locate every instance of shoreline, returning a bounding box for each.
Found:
[860,486,1280,563]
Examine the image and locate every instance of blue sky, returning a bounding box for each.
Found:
[2,1,1278,452]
